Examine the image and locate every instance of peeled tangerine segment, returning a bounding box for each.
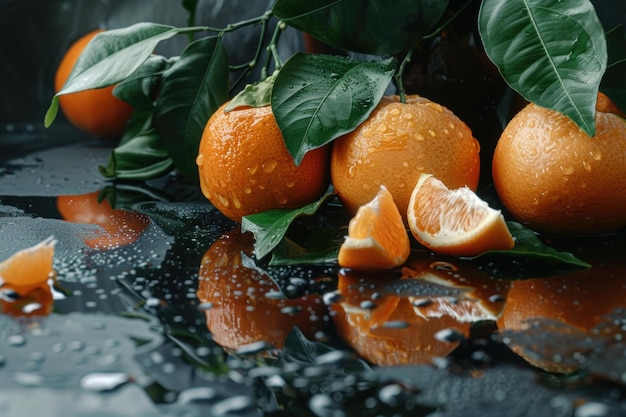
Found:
[338,185,410,270]
[407,174,515,257]
[0,236,57,287]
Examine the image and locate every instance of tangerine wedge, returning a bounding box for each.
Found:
[407,173,514,256]
[338,185,410,270]
[0,236,57,288]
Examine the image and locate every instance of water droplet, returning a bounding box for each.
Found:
[80,372,130,392]
[434,328,464,343]
[7,335,27,347]
[262,160,277,173]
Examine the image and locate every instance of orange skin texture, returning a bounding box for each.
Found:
[54,29,133,139]
[492,94,626,235]
[56,191,150,249]
[196,227,327,350]
[331,95,480,224]
[196,103,331,222]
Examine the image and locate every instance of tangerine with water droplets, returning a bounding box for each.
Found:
[331,94,480,224]
[196,103,331,222]
[492,93,626,235]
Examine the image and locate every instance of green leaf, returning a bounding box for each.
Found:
[272,54,395,164]
[473,221,591,269]
[152,36,229,184]
[269,236,341,266]
[99,129,175,180]
[113,55,172,110]
[601,25,626,112]
[272,0,448,55]
[478,0,607,136]
[241,193,336,260]
[225,71,277,111]
[46,23,179,127]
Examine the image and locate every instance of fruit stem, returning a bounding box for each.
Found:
[395,48,414,104]
[261,20,287,79]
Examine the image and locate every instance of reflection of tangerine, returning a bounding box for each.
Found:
[1,281,54,317]
[56,191,150,249]
[54,29,133,139]
[332,255,509,366]
[196,227,327,350]
[497,240,626,373]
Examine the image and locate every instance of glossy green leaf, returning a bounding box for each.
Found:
[99,129,174,180]
[45,23,179,127]
[601,26,626,112]
[113,55,172,110]
[241,193,336,260]
[152,36,229,183]
[473,221,591,270]
[479,0,607,136]
[272,54,395,164]
[272,0,448,55]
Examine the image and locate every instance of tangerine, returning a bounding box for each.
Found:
[331,94,480,224]
[337,185,410,270]
[492,93,626,235]
[196,103,331,222]
[54,29,133,139]
[407,173,515,256]
[0,236,56,289]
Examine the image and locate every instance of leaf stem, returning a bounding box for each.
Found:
[395,47,414,103]
[423,0,476,39]
[262,20,287,79]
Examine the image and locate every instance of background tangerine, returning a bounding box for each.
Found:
[54,29,133,139]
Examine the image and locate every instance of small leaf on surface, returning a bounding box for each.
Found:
[479,0,607,136]
[241,193,336,260]
[272,54,395,164]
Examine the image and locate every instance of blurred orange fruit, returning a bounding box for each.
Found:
[407,173,515,256]
[196,103,331,222]
[338,185,410,270]
[56,191,150,249]
[54,29,133,139]
[0,236,56,289]
[1,281,54,318]
[196,227,327,350]
[331,95,480,224]
[492,93,626,235]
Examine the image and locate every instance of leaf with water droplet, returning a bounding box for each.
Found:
[241,193,336,259]
[272,54,396,165]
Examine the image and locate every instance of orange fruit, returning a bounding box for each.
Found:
[337,185,410,270]
[196,102,331,222]
[0,236,56,289]
[56,191,150,249]
[54,29,133,139]
[331,94,480,224]
[196,227,327,350]
[492,93,626,235]
[1,281,54,317]
[407,173,515,256]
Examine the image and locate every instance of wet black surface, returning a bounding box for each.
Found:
[0,132,625,417]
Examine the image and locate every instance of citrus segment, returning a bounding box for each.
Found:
[492,93,626,235]
[0,236,57,288]
[55,29,133,139]
[196,103,331,222]
[338,185,410,270]
[331,94,480,224]
[407,173,514,256]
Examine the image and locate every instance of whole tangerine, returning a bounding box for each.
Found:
[492,93,626,235]
[196,102,331,222]
[331,95,480,223]
[54,29,133,139]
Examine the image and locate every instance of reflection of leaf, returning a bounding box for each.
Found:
[479,0,607,136]
[272,54,395,164]
[273,0,448,55]
[241,193,336,259]
[270,237,340,266]
[472,222,591,278]
[153,36,229,183]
